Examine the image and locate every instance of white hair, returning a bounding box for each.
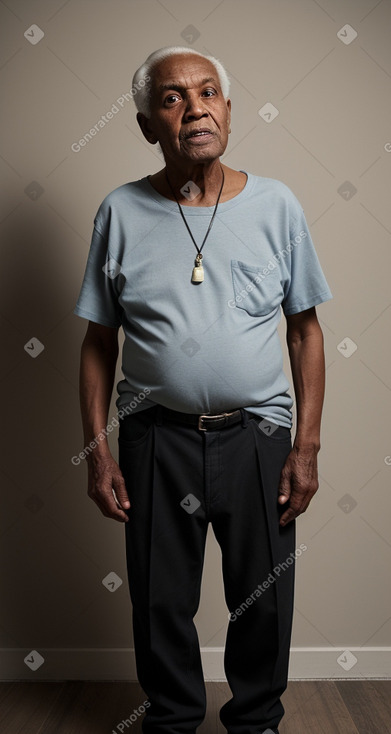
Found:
[132,46,230,117]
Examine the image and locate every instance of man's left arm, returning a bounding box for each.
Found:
[278,306,326,526]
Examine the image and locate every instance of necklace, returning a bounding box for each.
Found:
[165,166,225,283]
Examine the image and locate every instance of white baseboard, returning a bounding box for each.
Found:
[1,647,390,681]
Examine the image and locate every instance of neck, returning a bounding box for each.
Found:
[163,159,224,206]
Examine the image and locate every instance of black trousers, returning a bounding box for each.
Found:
[119,405,296,734]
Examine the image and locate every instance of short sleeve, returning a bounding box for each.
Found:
[73,218,123,328]
[281,195,333,316]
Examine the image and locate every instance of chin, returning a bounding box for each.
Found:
[183,145,223,162]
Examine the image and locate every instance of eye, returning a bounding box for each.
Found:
[164,93,181,105]
[202,88,216,97]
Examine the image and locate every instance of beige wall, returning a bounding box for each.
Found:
[1,0,390,682]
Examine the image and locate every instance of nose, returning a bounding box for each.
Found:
[183,92,208,121]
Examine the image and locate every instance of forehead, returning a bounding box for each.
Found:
[151,54,220,91]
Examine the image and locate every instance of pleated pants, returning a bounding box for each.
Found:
[119,405,296,733]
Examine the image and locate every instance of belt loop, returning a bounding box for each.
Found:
[155,404,163,426]
[240,408,250,428]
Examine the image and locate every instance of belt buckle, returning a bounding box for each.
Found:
[198,412,229,431]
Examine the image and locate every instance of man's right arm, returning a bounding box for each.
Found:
[79,321,130,523]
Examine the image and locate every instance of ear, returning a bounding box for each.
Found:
[226,98,232,134]
[136,112,158,145]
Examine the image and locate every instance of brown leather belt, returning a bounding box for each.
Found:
[160,406,243,432]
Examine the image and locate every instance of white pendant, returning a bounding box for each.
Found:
[192,254,204,283]
[192,265,204,282]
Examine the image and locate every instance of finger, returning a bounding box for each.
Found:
[279,491,312,526]
[278,472,292,504]
[91,484,129,523]
[278,491,290,504]
[112,474,130,509]
[105,487,129,521]
[279,507,297,526]
[111,490,130,522]
[106,496,129,522]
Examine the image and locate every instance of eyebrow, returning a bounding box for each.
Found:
[158,77,218,93]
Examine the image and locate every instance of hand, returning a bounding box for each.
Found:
[87,453,130,523]
[277,444,319,526]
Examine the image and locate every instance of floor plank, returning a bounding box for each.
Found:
[38,682,146,734]
[335,680,391,734]
[280,681,360,734]
[0,681,390,733]
[0,682,65,734]
[0,683,15,706]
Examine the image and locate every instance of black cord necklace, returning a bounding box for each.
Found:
[165,166,225,283]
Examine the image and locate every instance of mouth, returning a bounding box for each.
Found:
[184,128,214,141]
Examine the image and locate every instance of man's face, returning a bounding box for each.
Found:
[139,54,231,166]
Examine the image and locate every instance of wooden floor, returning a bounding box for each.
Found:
[0,680,390,733]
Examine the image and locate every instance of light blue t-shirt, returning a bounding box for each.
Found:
[74,171,332,427]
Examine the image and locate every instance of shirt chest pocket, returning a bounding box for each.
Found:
[231,259,284,317]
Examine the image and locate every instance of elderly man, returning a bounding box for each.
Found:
[74,46,332,734]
